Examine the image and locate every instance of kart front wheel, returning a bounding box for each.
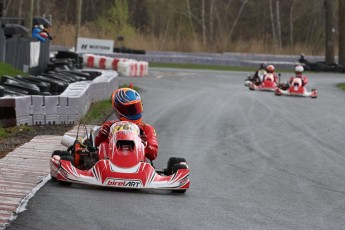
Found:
[51,150,70,157]
[166,157,186,176]
[172,163,188,193]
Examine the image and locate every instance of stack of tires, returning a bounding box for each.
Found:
[0,69,95,98]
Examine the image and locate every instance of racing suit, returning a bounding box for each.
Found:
[95,120,158,161]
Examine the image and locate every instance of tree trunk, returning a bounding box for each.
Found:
[209,0,215,44]
[339,0,345,65]
[276,0,282,48]
[289,0,295,46]
[36,0,40,16]
[228,0,248,40]
[186,0,196,42]
[269,0,276,46]
[201,0,206,47]
[325,0,335,64]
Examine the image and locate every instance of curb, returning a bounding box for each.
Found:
[0,125,94,229]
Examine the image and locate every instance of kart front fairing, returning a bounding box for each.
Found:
[249,78,277,91]
[275,84,317,98]
[50,122,190,191]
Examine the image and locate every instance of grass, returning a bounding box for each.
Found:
[0,125,33,139]
[80,99,113,125]
[0,62,27,79]
[336,83,345,91]
[0,127,7,138]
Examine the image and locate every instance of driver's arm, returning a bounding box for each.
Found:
[94,121,114,146]
[140,124,158,161]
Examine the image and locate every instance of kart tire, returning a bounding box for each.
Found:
[166,157,186,176]
[51,150,70,157]
[60,155,74,164]
[172,163,188,194]
[58,155,74,186]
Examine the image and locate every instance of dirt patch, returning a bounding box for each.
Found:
[0,125,74,159]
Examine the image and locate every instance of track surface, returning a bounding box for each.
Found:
[7,68,345,230]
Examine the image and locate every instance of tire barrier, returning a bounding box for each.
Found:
[0,70,118,127]
[82,54,149,77]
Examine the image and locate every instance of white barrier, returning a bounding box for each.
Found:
[0,70,119,127]
[82,54,149,77]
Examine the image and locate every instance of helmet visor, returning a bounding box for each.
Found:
[114,100,143,118]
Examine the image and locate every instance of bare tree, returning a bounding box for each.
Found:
[201,0,206,46]
[228,0,248,40]
[339,0,345,64]
[325,0,335,64]
[276,0,282,48]
[186,0,196,42]
[289,0,295,46]
[269,0,276,45]
[208,0,215,44]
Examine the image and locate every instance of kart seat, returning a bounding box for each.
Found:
[291,78,302,87]
[264,73,274,82]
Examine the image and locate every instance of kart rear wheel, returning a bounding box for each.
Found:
[166,157,186,176]
[51,150,70,157]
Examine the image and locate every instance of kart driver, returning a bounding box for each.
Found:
[287,65,308,88]
[253,63,267,85]
[263,64,279,84]
[94,88,158,161]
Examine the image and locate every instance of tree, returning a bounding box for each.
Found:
[339,0,345,65]
[325,0,335,64]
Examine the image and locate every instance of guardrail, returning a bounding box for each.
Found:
[0,70,118,127]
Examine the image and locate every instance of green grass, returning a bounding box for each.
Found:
[0,127,7,138]
[0,125,32,139]
[336,83,345,91]
[0,62,27,79]
[80,99,113,124]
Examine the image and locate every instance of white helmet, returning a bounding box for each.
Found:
[295,65,304,73]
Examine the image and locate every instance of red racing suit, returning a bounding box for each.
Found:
[95,120,158,161]
[288,75,308,87]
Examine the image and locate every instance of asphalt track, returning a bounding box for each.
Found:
[6,68,345,230]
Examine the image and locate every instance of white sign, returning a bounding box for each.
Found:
[77,37,113,54]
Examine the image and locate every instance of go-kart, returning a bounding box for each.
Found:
[275,78,317,98]
[244,69,266,87]
[50,122,190,193]
[248,73,277,91]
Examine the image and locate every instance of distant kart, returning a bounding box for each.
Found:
[275,78,317,98]
[248,73,277,92]
[50,122,190,193]
[244,69,266,87]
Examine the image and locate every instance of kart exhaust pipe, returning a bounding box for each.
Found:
[61,135,76,147]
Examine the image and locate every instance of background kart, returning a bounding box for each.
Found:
[50,122,190,193]
[244,69,266,87]
[275,85,317,98]
[275,77,317,98]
